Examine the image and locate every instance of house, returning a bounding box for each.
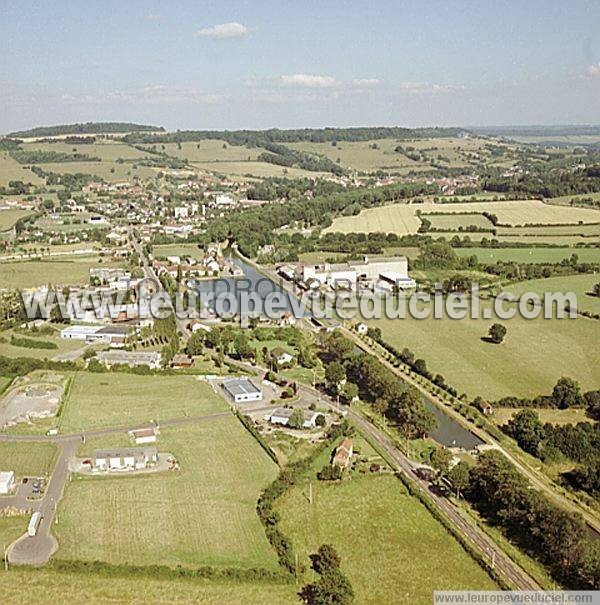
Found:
[272,347,294,366]
[171,353,193,368]
[266,408,320,429]
[332,439,353,469]
[222,378,263,403]
[97,350,161,370]
[478,401,494,415]
[129,427,158,445]
[0,471,15,494]
[92,447,158,472]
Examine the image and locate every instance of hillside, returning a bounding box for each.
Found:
[8,122,165,137]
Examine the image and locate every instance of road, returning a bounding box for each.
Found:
[129,231,190,339]
[344,328,600,535]
[0,400,275,565]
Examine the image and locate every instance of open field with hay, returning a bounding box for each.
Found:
[192,160,325,179]
[59,373,228,432]
[0,208,34,232]
[278,470,496,604]
[325,200,600,236]
[0,153,44,188]
[55,418,279,570]
[144,140,263,163]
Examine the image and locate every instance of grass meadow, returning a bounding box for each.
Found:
[0,208,33,232]
[366,305,599,400]
[55,418,280,570]
[0,568,297,605]
[0,441,58,477]
[503,274,600,315]
[0,257,121,288]
[492,407,593,427]
[455,247,600,264]
[59,373,228,432]
[278,471,497,604]
[0,153,44,188]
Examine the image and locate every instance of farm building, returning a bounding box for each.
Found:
[332,439,354,469]
[222,378,263,403]
[97,350,161,370]
[129,427,158,445]
[171,354,193,368]
[92,447,158,472]
[0,471,15,494]
[266,408,320,428]
[61,324,133,345]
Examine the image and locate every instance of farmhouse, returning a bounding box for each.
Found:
[266,408,320,428]
[129,427,158,445]
[332,439,354,469]
[222,378,263,403]
[92,447,158,472]
[0,471,15,494]
[272,347,294,366]
[97,350,161,370]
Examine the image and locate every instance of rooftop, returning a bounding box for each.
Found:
[222,377,261,397]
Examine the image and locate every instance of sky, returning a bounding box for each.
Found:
[1,0,599,132]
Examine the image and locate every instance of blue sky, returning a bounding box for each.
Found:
[1,0,599,132]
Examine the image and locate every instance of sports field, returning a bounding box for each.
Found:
[366,307,599,400]
[55,418,280,570]
[278,472,496,604]
[324,200,600,236]
[503,274,600,316]
[0,441,58,476]
[0,258,121,288]
[0,568,297,605]
[455,247,600,264]
[59,373,228,432]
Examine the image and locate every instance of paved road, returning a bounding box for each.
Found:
[129,231,191,339]
[345,328,600,535]
[7,439,76,565]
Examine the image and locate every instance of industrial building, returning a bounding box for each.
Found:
[222,378,263,403]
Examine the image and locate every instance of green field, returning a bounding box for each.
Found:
[492,407,593,427]
[56,418,279,570]
[503,274,600,315]
[59,373,227,432]
[153,243,204,258]
[0,208,33,232]
[21,140,154,163]
[0,153,44,188]
[0,327,84,360]
[366,305,600,400]
[0,516,28,549]
[0,442,58,477]
[278,472,496,604]
[193,160,324,180]
[325,200,600,236]
[0,257,121,288]
[456,247,600,264]
[0,568,297,605]
[427,213,494,231]
[36,161,157,182]
[146,140,263,163]
[287,136,518,173]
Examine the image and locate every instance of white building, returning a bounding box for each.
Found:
[92,447,158,472]
[129,427,158,445]
[222,378,263,403]
[266,408,320,429]
[0,471,15,494]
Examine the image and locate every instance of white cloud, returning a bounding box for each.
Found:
[194,22,249,40]
[280,74,339,88]
[352,78,380,87]
[398,82,464,94]
[585,62,600,78]
[144,14,161,22]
